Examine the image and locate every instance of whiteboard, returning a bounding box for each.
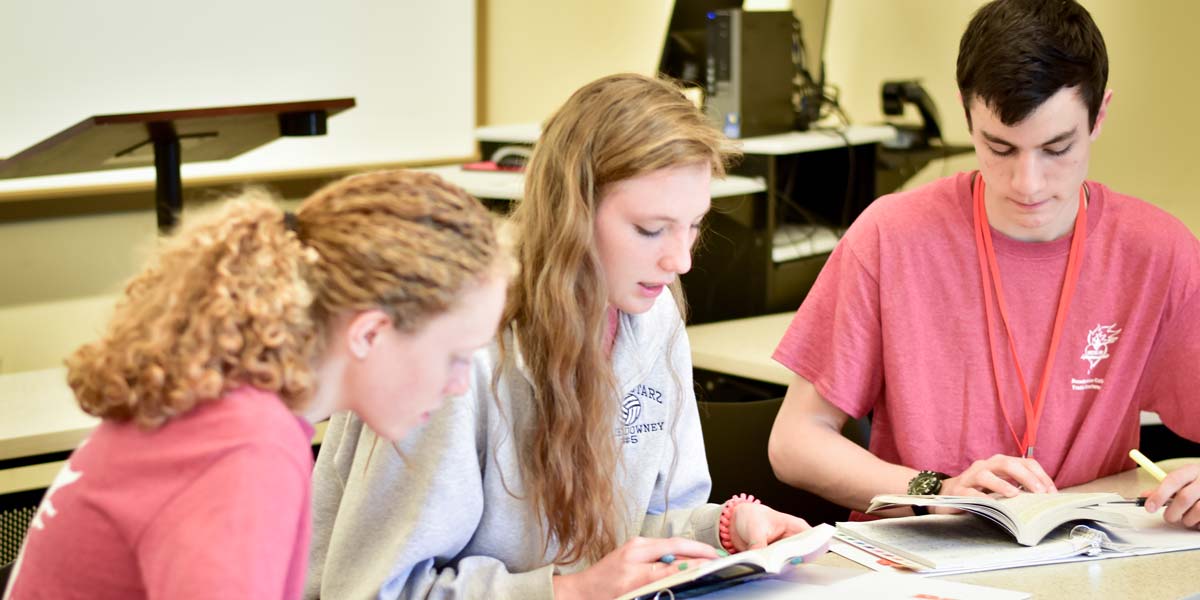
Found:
[0,0,475,195]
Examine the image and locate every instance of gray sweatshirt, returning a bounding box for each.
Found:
[304,291,720,599]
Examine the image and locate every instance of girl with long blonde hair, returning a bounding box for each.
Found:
[3,170,508,600]
[307,73,809,600]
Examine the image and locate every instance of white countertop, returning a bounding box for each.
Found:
[476,123,897,156]
[418,165,765,201]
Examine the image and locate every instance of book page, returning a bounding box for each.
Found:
[836,515,1086,571]
[1094,505,1200,550]
[998,492,1120,524]
[868,492,1125,545]
[617,524,835,600]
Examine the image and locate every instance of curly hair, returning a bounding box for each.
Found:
[67,170,498,428]
[501,73,738,564]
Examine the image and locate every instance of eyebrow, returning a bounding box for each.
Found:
[981,127,1077,148]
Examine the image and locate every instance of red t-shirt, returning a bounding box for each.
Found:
[775,172,1200,493]
[5,386,314,600]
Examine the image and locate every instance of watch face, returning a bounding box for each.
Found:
[908,471,944,495]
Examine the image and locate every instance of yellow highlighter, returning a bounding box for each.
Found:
[1129,449,1168,481]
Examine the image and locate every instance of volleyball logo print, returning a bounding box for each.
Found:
[621,393,643,426]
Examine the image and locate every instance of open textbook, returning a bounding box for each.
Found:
[864,492,1128,545]
[617,524,836,600]
[836,503,1200,575]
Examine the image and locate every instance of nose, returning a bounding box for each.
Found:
[1010,152,1045,199]
[658,229,694,275]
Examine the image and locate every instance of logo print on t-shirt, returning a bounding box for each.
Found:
[30,462,83,530]
[1081,323,1122,373]
[621,394,643,426]
[615,385,665,445]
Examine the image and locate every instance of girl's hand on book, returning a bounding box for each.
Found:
[728,503,810,551]
[551,536,716,600]
[1140,462,1200,529]
[941,454,1058,499]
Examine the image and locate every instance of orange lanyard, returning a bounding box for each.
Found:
[972,175,1087,459]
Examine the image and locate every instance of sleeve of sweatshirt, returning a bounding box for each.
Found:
[638,314,723,548]
[304,355,556,600]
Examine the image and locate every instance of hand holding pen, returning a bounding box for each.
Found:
[1129,449,1200,529]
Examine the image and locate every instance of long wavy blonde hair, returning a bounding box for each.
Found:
[501,73,737,564]
[68,170,498,428]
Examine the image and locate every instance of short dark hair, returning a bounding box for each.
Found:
[957,0,1108,131]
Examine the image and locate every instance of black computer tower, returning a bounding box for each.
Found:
[704,10,795,139]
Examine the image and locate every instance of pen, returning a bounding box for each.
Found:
[1107,498,1172,507]
[1128,449,1168,481]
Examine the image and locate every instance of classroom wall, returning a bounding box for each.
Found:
[5,0,1198,374]
[482,0,1200,230]
[481,0,673,125]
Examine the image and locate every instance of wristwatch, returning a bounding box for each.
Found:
[907,470,949,515]
[907,470,949,495]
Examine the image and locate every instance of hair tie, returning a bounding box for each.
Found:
[283,211,299,233]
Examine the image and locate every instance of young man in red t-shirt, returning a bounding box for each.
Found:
[768,0,1200,528]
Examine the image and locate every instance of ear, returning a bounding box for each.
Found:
[1089,89,1114,141]
[345,309,393,360]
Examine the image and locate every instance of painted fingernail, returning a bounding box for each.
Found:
[790,557,804,565]
[717,549,730,557]
[659,553,675,564]
[678,562,689,571]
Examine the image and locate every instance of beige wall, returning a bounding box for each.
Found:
[824,0,1200,229]
[0,196,301,374]
[481,0,673,125]
[482,0,1200,228]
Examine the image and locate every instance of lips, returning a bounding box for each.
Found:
[638,282,666,298]
[1009,197,1049,211]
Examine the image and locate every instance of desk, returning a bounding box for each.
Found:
[0,368,96,465]
[811,458,1200,599]
[0,99,355,231]
[0,368,326,495]
[476,123,896,156]
[417,165,766,202]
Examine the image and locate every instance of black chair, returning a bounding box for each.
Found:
[1,488,44,567]
[697,397,868,527]
[0,559,13,592]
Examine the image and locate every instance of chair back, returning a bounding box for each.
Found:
[697,397,868,526]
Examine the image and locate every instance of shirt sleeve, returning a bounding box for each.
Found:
[137,444,309,600]
[639,322,722,547]
[772,215,885,419]
[1136,255,1200,443]
[304,363,556,600]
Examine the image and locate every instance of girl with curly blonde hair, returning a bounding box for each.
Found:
[307,73,809,600]
[4,170,508,600]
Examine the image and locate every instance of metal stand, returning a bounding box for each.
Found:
[151,124,182,233]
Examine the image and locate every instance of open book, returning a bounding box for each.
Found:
[836,504,1200,575]
[864,492,1128,546]
[616,524,836,600]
